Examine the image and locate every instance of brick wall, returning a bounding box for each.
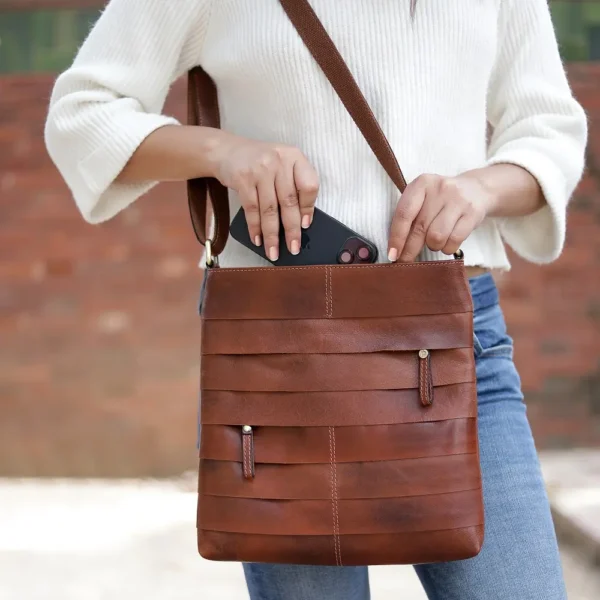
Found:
[503,64,600,449]
[1,66,599,477]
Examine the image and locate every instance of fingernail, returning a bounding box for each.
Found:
[291,240,300,255]
[388,248,398,262]
[268,246,278,262]
[302,215,311,229]
[254,235,262,247]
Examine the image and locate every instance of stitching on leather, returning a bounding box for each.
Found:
[424,354,430,405]
[328,426,338,565]
[328,426,341,566]
[327,266,333,318]
[427,355,434,405]
[418,353,433,406]
[332,426,342,565]
[207,262,463,274]
[243,435,249,479]
[245,436,249,478]
[242,433,254,479]
[325,267,329,318]
[419,353,424,405]
[329,427,343,567]
[250,433,255,478]
[246,435,251,478]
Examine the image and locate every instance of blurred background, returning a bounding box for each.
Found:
[1,1,599,599]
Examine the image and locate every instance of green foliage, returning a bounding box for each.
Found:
[0,3,597,74]
[560,36,590,62]
[551,1,600,61]
[0,9,100,74]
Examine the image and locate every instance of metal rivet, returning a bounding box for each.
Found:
[419,349,429,359]
[242,425,252,433]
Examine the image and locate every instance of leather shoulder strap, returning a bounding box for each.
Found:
[278,0,407,192]
[187,0,408,254]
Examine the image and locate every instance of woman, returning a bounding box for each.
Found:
[45,1,587,598]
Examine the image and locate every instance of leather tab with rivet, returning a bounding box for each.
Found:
[241,426,255,481]
[418,349,434,407]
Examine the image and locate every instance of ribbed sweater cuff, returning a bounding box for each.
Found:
[76,111,180,223]
[487,148,567,264]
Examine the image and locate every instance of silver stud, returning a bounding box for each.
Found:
[242,425,252,433]
[419,349,429,359]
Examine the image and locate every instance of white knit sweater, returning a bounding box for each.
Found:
[45,0,587,270]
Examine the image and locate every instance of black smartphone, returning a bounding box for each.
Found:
[229,206,378,266]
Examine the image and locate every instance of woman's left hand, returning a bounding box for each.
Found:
[387,172,497,262]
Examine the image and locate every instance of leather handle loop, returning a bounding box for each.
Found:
[187,0,408,254]
[187,68,230,256]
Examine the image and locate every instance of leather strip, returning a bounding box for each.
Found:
[186,68,229,254]
[418,351,434,407]
[200,420,477,465]
[278,0,407,193]
[201,383,476,427]
[197,489,484,536]
[201,262,472,321]
[242,429,255,480]
[198,526,485,566]
[201,313,473,355]
[202,348,474,392]
[199,453,481,500]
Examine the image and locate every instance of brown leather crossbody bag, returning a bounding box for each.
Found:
[190,0,484,566]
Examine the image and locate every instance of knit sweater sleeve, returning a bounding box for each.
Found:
[44,0,213,224]
[485,0,588,264]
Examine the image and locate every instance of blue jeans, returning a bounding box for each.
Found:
[243,273,567,600]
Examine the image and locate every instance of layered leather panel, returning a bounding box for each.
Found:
[198,489,483,536]
[200,419,477,464]
[201,383,476,427]
[198,526,484,566]
[202,262,472,320]
[202,313,473,355]
[202,348,474,392]
[330,263,472,319]
[203,267,327,320]
[200,453,481,500]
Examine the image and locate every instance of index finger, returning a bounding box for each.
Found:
[294,158,319,229]
[388,181,426,261]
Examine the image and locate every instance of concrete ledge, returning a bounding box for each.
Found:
[541,450,600,566]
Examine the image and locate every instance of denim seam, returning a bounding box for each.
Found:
[481,346,513,358]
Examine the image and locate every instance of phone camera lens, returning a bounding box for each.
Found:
[358,246,371,261]
[338,249,354,264]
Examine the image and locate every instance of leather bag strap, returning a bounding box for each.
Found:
[187,0,408,255]
[187,67,230,255]
[278,0,407,193]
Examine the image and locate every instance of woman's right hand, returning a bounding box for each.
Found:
[210,131,320,261]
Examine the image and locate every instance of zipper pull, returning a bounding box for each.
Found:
[418,349,433,407]
[242,425,255,480]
